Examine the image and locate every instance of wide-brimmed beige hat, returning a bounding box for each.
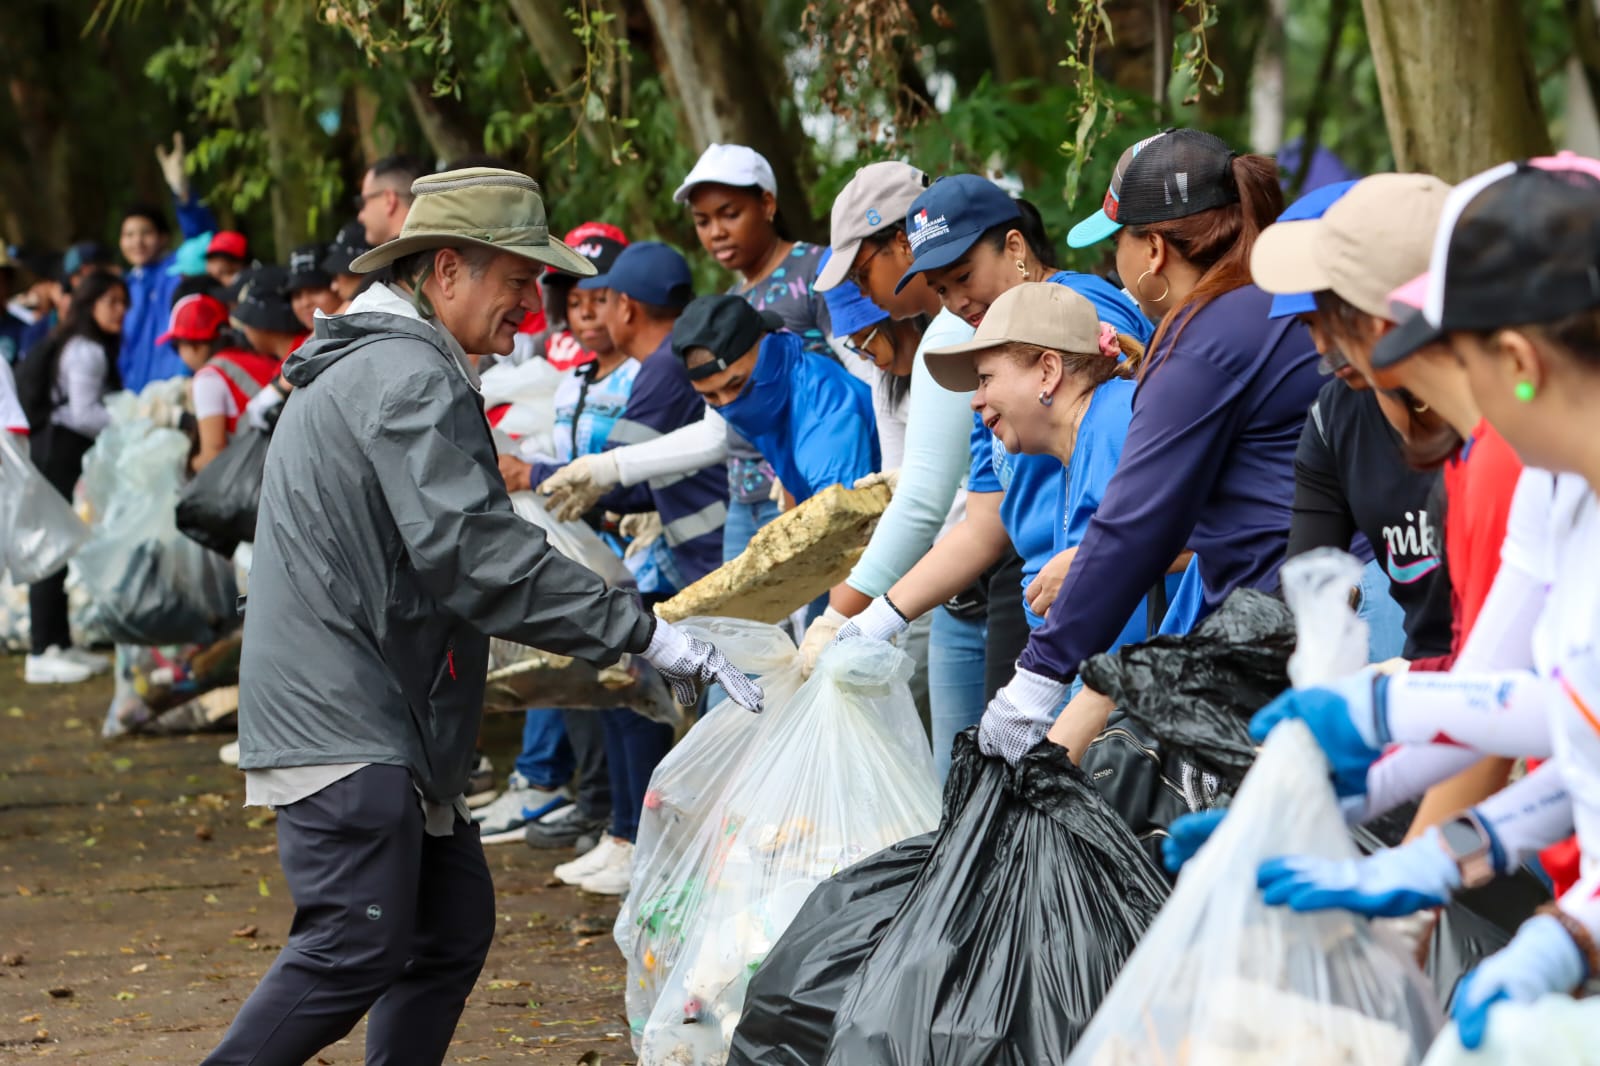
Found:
[349,167,597,277]
[1250,172,1451,319]
[925,282,1104,392]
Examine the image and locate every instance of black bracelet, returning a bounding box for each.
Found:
[881,592,908,623]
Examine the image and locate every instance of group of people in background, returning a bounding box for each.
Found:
[5,118,1600,1062]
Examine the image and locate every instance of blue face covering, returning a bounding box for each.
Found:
[716,332,795,425]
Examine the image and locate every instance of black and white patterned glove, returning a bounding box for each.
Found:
[643,619,764,713]
[977,668,1069,765]
[831,595,910,647]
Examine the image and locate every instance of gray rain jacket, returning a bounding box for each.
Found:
[236,285,655,800]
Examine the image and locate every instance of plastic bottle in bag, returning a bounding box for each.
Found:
[1066,550,1442,1066]
[616,629,940,1065]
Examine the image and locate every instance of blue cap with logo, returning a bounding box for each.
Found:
[893,175,1021,294]
[1264,179,1360,319]
[578,240,694,309]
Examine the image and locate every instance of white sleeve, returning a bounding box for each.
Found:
[0,358,26,433]
[190,367,234,421]
[609,406,729,487]
[53,337,111,436]
[1384,670,1556,758]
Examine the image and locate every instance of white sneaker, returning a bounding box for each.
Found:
[25,647,95,685]
[476,777,570,843]
[218,740,240,767]
[578,838,635,896]
[60,646,111,675]
[554,835,619,885]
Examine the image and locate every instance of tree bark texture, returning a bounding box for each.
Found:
[1361,0,1552,181]
[639,0,819,237]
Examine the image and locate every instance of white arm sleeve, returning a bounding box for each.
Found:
[1385,670,1556,759]
[190,367,235,421]
[845,312,975,598]
[609,406,729,487]
[1452,470,1557,674]
[1475,759,1574,873]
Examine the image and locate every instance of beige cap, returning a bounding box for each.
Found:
[925,282,1104,392]
[816,161,929,292]
[1250,173,1452,319]
[349,167,596,277]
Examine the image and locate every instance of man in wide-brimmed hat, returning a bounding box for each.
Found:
[204,168,763,1066]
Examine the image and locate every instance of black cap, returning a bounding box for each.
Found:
[61,241,113,282]
[321,220,371,276]
[286,243,334,293]
[1372,160,1600,369]
[671,295,782,380]
[1069,128,1239,247]
[230,265,303,335]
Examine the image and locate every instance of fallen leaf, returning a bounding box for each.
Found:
[114,991,135,1001]
[81,837,97,848]
[47,987,72,999]
[230,925,258,939]
[194,825,213,842]
[15,886,31,897]
[203,894,220,905]
[19,1013,40,1023]
[576,1052,602,1065]
[129,963,148,974]
[6,707,23,718]
[257,877,270,897]
[2,953,24,966]
[62,718,82,729]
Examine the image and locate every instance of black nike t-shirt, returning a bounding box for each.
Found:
[1288,379,1454,660]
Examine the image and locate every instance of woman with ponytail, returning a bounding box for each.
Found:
[980,129,1324,766]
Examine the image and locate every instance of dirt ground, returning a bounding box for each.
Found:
[0,656,635,1063]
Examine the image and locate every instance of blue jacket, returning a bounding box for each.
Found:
[120,194,217,393]
[717,330,879,503]
[591,338,727,586]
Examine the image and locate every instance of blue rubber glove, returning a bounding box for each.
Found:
[1163,809,1227,874]
[1257,827,1460,917]
[1453,914,1587,1050]
[1248,673,1388,797]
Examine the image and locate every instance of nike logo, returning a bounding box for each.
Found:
[1385,555,1439,584]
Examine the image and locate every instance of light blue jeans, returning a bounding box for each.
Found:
[927,606,988,784]
[723,498,782,564]
[1356,558,1408,663]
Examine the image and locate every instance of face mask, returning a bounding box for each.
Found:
[716,333,794,426]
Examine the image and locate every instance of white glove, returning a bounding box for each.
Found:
[798,607,847,677]
[539,451,621,522]
[853,469,900,493]
[244,384,286,432]
[620,512,663,560]
[978,668,1068,765]
[769,477,788,512]
[155,132,189,200]
[643,618,764,712]
[831,595,910,647]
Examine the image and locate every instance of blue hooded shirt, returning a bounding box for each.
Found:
[119,194,217,393]
[717,330,879,503]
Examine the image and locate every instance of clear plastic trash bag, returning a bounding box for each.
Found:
[1067,549,1442,1066]
[508,489,632,588]
[479,358,564,454]
[615,627,940,1065]
[1421,994,1600,1065]
[0,430,90,585]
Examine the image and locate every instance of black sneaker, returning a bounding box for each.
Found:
[465,754,498,810]
[525,803,608,850]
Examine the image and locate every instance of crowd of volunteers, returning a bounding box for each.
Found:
[4,116,1600,1066]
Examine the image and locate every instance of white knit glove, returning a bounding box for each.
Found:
[539,451,621,522]
[798,607,846,677]
[978,668,1068,765]
[643,619,764,712]
[853,469,900,493]
[830,595,910,647]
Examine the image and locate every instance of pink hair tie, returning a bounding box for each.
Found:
[1097,322,1120,359]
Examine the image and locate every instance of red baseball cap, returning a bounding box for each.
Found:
[158,293,230,345]
[206,230,248,260]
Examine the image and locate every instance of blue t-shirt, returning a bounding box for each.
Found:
[1019,284,1322,681]
[967,271,1154,625]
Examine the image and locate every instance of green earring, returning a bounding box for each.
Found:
[1515,381,1537,403]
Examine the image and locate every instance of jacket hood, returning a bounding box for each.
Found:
[283,281,477,389]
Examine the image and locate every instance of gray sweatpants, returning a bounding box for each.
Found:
[202,764,495,1066]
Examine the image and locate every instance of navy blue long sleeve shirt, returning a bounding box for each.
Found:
[1017,284,1321,682]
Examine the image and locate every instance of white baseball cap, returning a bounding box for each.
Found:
[673,144,778,204]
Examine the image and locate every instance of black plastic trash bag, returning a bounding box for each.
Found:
[729,833,935,1066]
[1427,868,1550,1011]
[176,427,270,557]
[1080,588,1295,784]
[94,539,238,646]
[820,731,1169,1065]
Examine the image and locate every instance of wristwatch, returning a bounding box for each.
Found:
[1438,811,1497,889]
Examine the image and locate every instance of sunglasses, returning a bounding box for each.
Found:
[352,190,385,210]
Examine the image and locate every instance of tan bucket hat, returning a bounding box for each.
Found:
[925,282,1106,392]
[349,167,597,277]
[1250,172,1452,319]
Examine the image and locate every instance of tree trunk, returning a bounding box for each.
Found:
[1248,0,1286,153]
[1361,0,1551,180]
[404,81,483,166]
[505,0,587,86]
[261,88,314,259]
[983,0,1053,89]
[638,0,819,238]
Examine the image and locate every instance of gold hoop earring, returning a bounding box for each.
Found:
[1016,259,1028,281]
[1135,269,1170,304]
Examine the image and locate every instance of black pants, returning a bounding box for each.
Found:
[27,426,93,655]
[559,707,612,820]
[983,549,1030,702]
[201,765,496,1066]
